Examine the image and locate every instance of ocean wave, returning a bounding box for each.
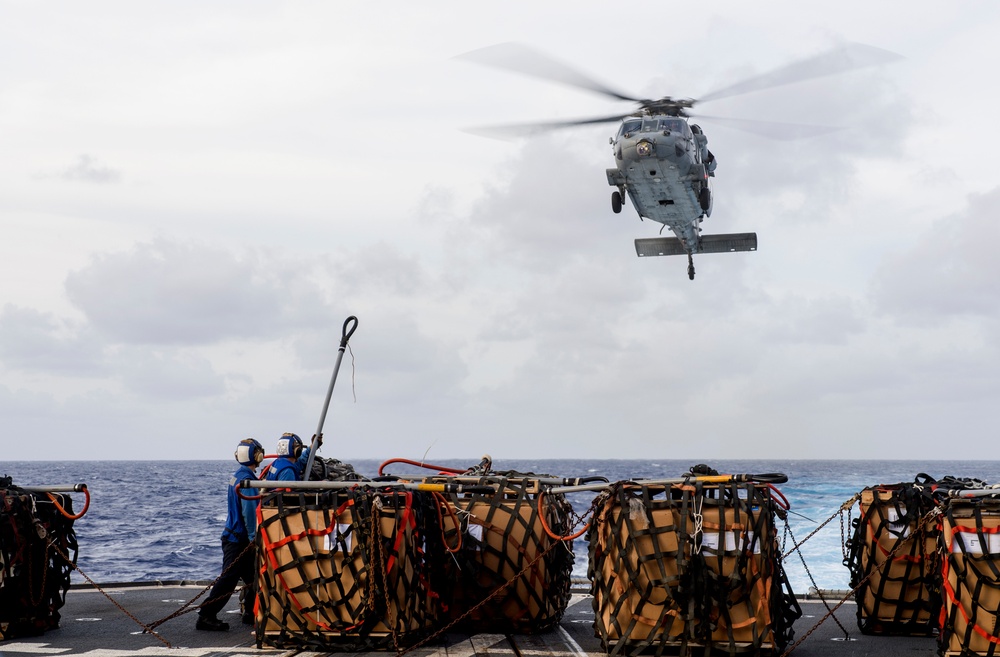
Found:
[5,458,996,591]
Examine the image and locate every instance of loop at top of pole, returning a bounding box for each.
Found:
[340,316,358,348]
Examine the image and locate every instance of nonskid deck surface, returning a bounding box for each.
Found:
[0,586,938,657]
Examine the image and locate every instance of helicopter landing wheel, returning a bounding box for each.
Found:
[699,186,711,213]
[687,253,695,280]
[611,190,623,214]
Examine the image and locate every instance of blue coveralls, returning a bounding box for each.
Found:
[200,464,258,622]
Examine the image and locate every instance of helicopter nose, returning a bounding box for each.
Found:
[672,136,687,158]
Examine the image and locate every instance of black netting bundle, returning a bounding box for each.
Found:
[587,480,800,656]
[938,494,1000,656]
[308,456,366,483]
[255,486,444,651]
[436,472,575,633]
[843,479,942,636]
[0,478,78,640]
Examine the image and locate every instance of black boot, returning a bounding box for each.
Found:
[196,615,230,631]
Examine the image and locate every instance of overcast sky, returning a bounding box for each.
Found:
[3,1,1000,462]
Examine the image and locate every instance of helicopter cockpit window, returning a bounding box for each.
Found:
[619,119,642,137]
[641,118,660,132]
[658,119,687,134]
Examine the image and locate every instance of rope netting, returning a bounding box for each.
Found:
[939,497,1000,656]
[837,474,1000,656]
[843,482,941,635]
[435,474,575,633]
[253,461,577,649]
[0,478,79,640]
[587,480,800,656]
[255,487,441,651]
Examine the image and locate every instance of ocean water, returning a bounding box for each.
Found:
[4,459,998,594]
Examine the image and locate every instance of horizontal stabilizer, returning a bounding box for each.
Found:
[635,237,688,257]
[635,232,757,257]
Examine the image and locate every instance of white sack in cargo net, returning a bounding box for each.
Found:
[939,494,1000,656]
[255,487,443,651]
[843,479,941,636]
[434,472,575,634]
[586,479,800,655]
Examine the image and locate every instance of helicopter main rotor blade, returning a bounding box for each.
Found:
[696,42,903,105]
[691,114,842,140]
[464,113,634,140]
[455,42,641,103]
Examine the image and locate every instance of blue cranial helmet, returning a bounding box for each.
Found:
[276,433,303,458]
[235,438,264,467]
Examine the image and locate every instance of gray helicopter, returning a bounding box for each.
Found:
[458,43,900,280]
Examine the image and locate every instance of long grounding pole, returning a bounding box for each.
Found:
[303,315,358,481]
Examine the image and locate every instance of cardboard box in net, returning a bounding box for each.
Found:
[256,497,436,645]
[940,504,1000,656]
[445,488,572,632]
[855,488,938,631]
[591,503,685,645]
[590,486,779,652]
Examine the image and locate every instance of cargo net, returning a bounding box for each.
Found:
[255,485,445,651]
[436,472,575,634]
[938,491,1000,656]
[0,477,79,641]
[587,479,800,656]
[309,456,366,483]
[843,478,944,636]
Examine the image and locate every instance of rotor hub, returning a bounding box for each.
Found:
[639,97,695,117]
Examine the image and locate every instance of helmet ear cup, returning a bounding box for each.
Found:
[278,433,303,458]
[236,438,265,466]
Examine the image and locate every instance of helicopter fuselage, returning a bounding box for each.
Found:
[606,115,715,251]
[459,40,899,279]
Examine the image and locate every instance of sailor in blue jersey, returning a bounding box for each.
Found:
[265,433,316,482]
[196,438,263,632]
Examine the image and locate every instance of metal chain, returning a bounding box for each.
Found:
[365,503,380,614]
[778,505,941,656]
[565,496,594,532]
[373,504,403,654]
[782,493,860,561]
[396,531,563,656]
[146,538,257,630]
[840,503,848,562]
[47,538,173,648]
[783,518,851,640]
[359,494,401,652]
[395,493,600,657]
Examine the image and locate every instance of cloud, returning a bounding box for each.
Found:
[0,305,106,374]
[35,154,122,184]
[453,136,627,272]
[327,241,428,298]
[700,46,912,226]
[115,347,226,400]
[759,294,866,346]
[871,187,1000,323]
[65,240,335,345]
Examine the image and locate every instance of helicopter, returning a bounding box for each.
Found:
[457,42,901,280]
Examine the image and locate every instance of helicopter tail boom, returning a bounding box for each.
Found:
[635,233,757,257]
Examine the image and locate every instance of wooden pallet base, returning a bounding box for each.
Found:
[604,639,778,655]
